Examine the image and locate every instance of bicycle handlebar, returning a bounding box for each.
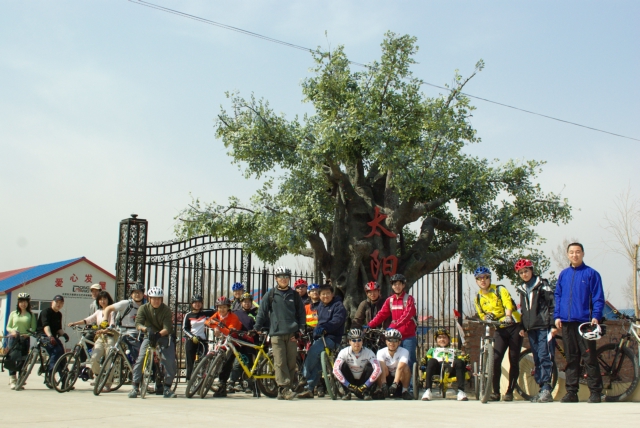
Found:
[612,309,639,322]
[465,317,508,327]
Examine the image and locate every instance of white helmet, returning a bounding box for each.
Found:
[579,323,604,341]
[274,266,291,277]
[147,287,164,297]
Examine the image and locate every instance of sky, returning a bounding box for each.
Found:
[1,0,639,307]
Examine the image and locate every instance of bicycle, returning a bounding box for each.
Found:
[185,333,224,398]
[412,348,471,400]
[139,335,176,399]
[14,330,51,391]
[363,328,386,354]
[51,325,95,392]
[93,326,136,396]
[467,318,505,403]
[319,334,346,400]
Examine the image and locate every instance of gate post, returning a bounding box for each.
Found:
[114,214,148,301]
[261,268,268,301]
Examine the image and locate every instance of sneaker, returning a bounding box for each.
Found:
[342,392,352,401]
[373,389,386,400]
[128,388,139,398]
[381,383,389,398]
[537,389,553,403]
[316,386,326,398]
[277,387,284,400]
[503,392,513,402]
[561,392,579,403]
[213,383,228,397]
[489,393,501,401]
[457,390,468,401]
[282,387,296,400]
[587,392,602,403]
[364,390,373,401]
[295,377,307,393]
[226,383,235,393]
[155,384,164,396]
[297,388,314,399]
[402,391,413,400]
[163,388,177,398]
[421,388,432,401]
[389,382,398,396]
[530,392,541,403]
[9,375,17,390]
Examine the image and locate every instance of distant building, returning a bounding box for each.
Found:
[603,300,636,320]
[0,257,115,349]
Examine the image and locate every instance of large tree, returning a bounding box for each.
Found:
[176,32,571,315]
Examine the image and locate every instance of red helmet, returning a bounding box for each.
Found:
[364,281,380,291]
[216,296,231,307]
[293,278,308,289]
[514,259,534,272]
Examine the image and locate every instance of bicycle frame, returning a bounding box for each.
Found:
[226,334,275,380]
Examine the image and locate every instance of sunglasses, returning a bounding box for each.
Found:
[386,339,400,343]
[475,275,491,281]
[350,338,363,343]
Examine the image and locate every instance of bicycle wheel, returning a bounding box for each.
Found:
[140,350,154,399]
[514,348,558,401]
[186,353,213,398]
[473,362,479,400]
[94,350,117,396]
[200,353,225,399]
[255,356,279,398]
[52,351,80,393]
[15,349,38,391]
[598,343,640,402]
[110,355,129,392]
[321,351,341,400]
[479,340,494,404]
[412,363,420,400]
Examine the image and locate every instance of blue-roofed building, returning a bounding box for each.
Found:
[0,257,115,349]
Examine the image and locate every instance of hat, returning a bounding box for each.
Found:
[53,295,65,302]
[90,283,102,291]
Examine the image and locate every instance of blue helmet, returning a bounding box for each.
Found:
[474,266,491,278]
[308,283,320,291]
[232,282,244,291]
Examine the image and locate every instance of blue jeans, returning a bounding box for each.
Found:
[132,336,177,387]
[45,340,65,373]
[528,328,555,391]
[401,336,417,389]
[304,337,336,389]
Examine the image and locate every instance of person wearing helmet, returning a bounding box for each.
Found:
[36,295,69,388]
[293,278,312,305]
[254,266,306,400]
[514,259,556,403]
[6,293,36,389]
[103,282,146,375]
[304,283,321,328]
[352,281,389,329]
[419,328,469,402]
[298,284,347,399]
[129,287,177,399]
[332,328,381,400]
[473,266,523,401]
[182,295,215,381]
[376,329,412,400]
[365,273,418,381]
[553,243,605,403]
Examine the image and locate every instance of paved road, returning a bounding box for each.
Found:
[2,374,637,428]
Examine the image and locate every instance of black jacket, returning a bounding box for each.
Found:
[255,287,306,336]
[516,276,555,331]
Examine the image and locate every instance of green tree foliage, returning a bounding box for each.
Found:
[176,32,571,313]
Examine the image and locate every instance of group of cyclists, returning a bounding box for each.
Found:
[3,242,606,403]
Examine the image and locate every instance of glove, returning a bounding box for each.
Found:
[362,325,369,331]
[152,332,163,343]
[191,336,200,345]
[294,329,303,340]
[348,384,359,394]
[62,333,70,343]
[313,327,325,339]
[146,326,155,337]
[49,336,57,346]
[357,384,368,394]
[503,315,514,325]
[485,313,495,321]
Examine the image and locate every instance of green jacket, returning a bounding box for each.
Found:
[135,303,173,335]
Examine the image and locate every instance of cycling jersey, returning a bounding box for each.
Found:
[205,311,243,335]
[333,346,381,384]
[474,284,521,326]
[111,299,141,336]
[368,292,417,339]
[376,346,409,375]
[182,310,215,340]
[424,347,465,363]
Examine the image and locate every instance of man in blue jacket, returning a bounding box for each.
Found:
[554,243,605,403]
[297,283,347,398]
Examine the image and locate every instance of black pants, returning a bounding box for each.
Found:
[229,348,256,383]
[7,336,30,376]
[184,339,208,380]
[425,357,467,392]
[218,350,237,384]
[341,362,374,387]
[563,322,602,394]
[493,323,523,394]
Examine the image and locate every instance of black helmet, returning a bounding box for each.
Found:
[191,295,203,303]
[390,274,406,283]
[130,282,145,293]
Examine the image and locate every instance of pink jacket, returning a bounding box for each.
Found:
[368,292,417,339]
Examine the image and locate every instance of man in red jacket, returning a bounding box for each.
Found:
[365,274,417,383]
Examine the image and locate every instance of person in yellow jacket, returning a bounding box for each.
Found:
[473,266,523,402]
[305,283,321,327]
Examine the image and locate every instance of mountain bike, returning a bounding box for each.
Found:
[93,326,136,395]
[51,326,95,392]
[363,328,386,354]
[320,334,345,400]
[467,318,505,403]
[140,335,176,399]
[14,330,51,391]
[185,334,224,398]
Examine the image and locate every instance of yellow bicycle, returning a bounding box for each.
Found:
[413,348,470,400]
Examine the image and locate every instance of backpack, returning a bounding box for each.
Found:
[389,293,418,326]
[476,285,518,314]
[2,338,26,373]
[116,299,136,327]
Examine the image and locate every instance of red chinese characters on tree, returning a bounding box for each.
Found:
[99,281,106,290]
[369,250,398,279]
[84,274,93,283]
[70,274,78,282]
[54,278,63,287]
[364,207,397,239]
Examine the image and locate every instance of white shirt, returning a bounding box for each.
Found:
[376,346,409,375]
[112,299,141,335]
